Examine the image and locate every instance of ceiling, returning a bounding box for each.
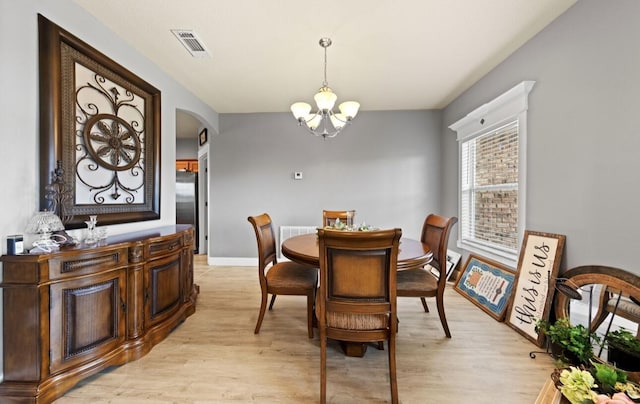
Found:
[74,0,576,130]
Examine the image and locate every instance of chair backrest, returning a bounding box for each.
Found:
[317,228,402,337]
[322,210,356,227]
[420,214,458,280]
[247,213,278,273]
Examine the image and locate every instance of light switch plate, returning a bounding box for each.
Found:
[294,172,303,180]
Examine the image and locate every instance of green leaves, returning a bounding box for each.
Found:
[536,318,601,365]
[591,362,626,394]
[606,328,640,353]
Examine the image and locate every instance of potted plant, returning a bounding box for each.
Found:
[536,317,600,366]
[554,364,640,404]
[605,328,640,372]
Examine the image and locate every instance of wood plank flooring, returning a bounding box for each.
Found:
[54,255,555,403]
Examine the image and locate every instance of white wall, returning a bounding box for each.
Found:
[442,0,640,274]
[0,0,219,379]
[0,0,219,241]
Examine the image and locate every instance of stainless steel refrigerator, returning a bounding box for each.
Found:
[176,170,198,252]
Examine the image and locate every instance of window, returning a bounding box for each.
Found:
[450,81,535,267]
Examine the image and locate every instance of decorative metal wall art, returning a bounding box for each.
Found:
[44,160,74,225]
[39,15,160,229]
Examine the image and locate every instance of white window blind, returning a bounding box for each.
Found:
[460,121,519,254]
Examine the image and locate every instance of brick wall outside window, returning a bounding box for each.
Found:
[463,122,519,251]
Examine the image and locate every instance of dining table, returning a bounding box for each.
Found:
[281,232,433,357]
[281,233,433,271]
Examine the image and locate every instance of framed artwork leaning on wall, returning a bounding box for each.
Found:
[454,254,516,321]
[506,230,566,347]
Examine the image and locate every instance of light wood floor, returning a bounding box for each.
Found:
[55,255,554,403]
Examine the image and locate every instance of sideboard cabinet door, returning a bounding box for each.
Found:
[49,269,127,374]
[145,252,183,328]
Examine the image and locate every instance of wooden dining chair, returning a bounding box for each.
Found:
[248,213,318,338]
[396,214,458,338]
[322,209,355,227]
[317,228,402,404]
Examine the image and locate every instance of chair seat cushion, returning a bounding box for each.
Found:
[396,268,438,295]
[326,312,388,330]
[314,294,388,330]
[266,261,318,290]
[606,297,640,322]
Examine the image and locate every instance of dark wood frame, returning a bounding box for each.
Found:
[38,15,161,229]
[198,128,208,146]
[454,253,516,321]
[506,230,566,346]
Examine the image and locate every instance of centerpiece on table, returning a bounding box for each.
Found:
[325,218,377,231]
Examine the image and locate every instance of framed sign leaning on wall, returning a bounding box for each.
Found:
[506,231,566,347]
[454,254,516,321]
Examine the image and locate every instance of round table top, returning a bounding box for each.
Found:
[281,233,432,271]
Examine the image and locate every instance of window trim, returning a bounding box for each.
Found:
[449,81,535,268]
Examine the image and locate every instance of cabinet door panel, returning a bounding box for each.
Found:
[146,253,182,326]
[50,270,126,374]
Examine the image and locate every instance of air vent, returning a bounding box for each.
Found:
[171,29,210,58]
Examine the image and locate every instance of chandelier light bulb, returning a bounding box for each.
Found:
[307,114,322,130]
[339,101,360,119]
[330,113,347,129]
[291,102,312,120]
[314,87,337,111]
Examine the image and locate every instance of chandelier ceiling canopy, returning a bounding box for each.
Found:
[290,38,360,139]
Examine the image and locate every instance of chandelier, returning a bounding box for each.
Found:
[290,38,360,139]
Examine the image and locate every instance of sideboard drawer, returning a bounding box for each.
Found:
[147,234,183,259]
[48,246,129,280]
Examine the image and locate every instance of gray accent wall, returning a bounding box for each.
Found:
[442,0,640,274]
[177,138,199,160]
[211,110,442,258]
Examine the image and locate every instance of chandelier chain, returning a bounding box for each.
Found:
[322,44,328,88]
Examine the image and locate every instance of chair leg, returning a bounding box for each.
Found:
[306,293,314,338]
[268,294,277,310]
[420,297,429,312]
[254,290,268,334]
[320,329,327,404]
[589,309,609,334]
[388,334,398,404]
[436,290,451,338]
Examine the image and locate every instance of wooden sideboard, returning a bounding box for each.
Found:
[0,225,198,403]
